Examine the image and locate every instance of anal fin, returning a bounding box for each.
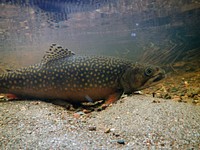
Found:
[101,92,123,109]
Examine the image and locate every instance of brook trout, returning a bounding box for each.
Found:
[0,44,165,107]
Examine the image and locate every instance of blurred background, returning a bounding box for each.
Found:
[0,0,200,70]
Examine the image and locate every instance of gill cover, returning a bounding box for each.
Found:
[120,64,165,93]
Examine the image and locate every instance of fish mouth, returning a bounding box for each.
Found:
[150,70,166,87]
[137,70,166,91]
[152,72,165,83]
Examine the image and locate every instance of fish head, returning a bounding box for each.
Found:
[120,63,165,93]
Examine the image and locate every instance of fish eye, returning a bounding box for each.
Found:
[145,67,153,76]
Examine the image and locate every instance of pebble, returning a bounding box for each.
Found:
[104,128,111,133]
[117,139,125,145]
[30,101,40,105]
[172,95,181,101]
[152,92,156,97]
[184,81,189,87]
[113,132,120,137]
[171,87,178,92]
[73,113,80,119]
[73,111,85,119]
[193,95,199,100]
[164,93,171,99]
[76,111,85,115]
[134,91,143,94]
[27,130,32,134]
[88,126,96,131]
[110,128,115,132]
[155,92,162,98]
[152,100,160,103]
[192,100,199,104]
[0,95,4,99]
[83,109,92,113]
[160,143,165,146]
[20,106,27,111]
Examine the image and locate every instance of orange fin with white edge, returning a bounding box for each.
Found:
[101,92,123,109]
[5,94,18,100]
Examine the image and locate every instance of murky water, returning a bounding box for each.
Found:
[0,1,200,149]
[1,0,199,68]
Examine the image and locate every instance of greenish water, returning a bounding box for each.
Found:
[0,0,200,69]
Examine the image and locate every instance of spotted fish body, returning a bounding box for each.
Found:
[0,44,165,106]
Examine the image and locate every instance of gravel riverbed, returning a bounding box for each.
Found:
[0,95,199,149]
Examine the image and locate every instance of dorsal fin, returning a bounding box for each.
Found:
[41,44,75,64]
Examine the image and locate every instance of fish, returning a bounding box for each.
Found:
[0,44,165,108]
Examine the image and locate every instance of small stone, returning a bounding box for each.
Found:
[152,100,160,103]
[152,92,155,97]
[155,92,162,98]
[146,139,152,146]
[164,93,171,99]
[83,109,92,113]
[88,126,96,131]
[184,81,189,87]
[178,99,182,102]
[192,100,199,104]
[160,143,165,146]
[182,99,188,103]
[104,128,111,133]
[117,139,125,145]
[121,94,127,99]
[27,130,32,134]
[66,104,75,111]
[76,111,85,115]
[100,104,110,110]
[110,128,115,132]
[134,91,143,94]
[193,95,199,100]
[196,103,200,106]
[113,132,120,137]
[172,95,181,101]
[171,87,178,92]
[73,113,81,119]
[182,95,188,99]
[30,101,40,105]
[73,111,86,118]
[115,116,120,119]
[20,106,26,111]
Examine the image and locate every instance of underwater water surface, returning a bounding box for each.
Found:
[0,0,199,66]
